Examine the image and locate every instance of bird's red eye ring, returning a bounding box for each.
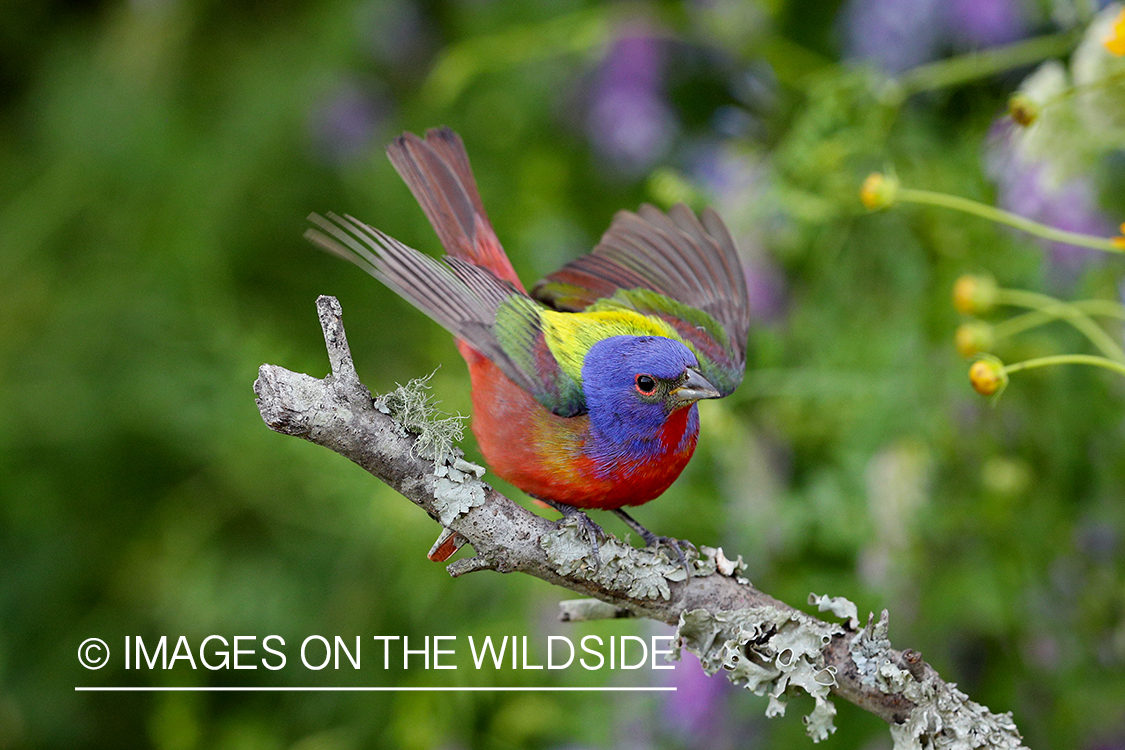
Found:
[635,374,657,394]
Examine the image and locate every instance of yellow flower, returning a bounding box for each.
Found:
[1113,222,1125,250]
[969,358,1008,397]
[1105,8,1125,56]
[860,172,898,210]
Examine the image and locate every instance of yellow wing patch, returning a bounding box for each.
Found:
[540,307,684,383]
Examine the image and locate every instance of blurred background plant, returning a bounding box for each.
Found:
[2,0,1124,749]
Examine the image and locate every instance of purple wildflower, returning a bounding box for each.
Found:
[841,0,1031,73]
[586,29,678,176]
[948,0,1029,49]
[840,0,947,73]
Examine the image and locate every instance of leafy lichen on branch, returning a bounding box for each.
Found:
[675,605,842,741]
[539,523,683,600]
[432,457,488,527]
[539,530,754,602]
[848,610,1026,750]
[809,593,860,630]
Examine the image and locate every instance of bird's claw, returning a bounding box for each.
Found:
[611,509,696,578]
[542,499,606,572]
[646,535,695,577]
[540,502,696,578]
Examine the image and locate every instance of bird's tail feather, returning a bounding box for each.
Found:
[386,127,525,292]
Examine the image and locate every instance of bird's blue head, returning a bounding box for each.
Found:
[581,336,721,458]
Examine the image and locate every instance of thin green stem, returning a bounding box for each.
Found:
[894,30,1081,98]
[1071,299,1125,320]
[996,288,1125,363]
[992,298,1125,342]
[1004,354,1125,378]
[896,187,1124,253]
[992,309,1059,340]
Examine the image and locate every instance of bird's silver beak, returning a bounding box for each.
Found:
[671,368,721,406]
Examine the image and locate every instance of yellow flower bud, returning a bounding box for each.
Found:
[1007,93,1038,126]
[953,274,998,315]
[860,172,898,210]
[969,358,1008,396]
[955,321,995,359]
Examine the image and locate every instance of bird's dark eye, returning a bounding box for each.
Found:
[635,374,657,394]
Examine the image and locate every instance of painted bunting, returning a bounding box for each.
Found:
[307,127,749,561]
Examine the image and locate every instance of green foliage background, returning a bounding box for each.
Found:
[2,1,1123,748]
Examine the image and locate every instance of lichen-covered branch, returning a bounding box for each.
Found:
[253,296,1027,749]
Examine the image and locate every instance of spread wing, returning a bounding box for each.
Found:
[532,203,750,396]
[305,213,587,417]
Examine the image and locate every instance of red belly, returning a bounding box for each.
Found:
[460,343,697,510]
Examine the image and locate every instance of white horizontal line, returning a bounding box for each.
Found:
[75,686,676,692]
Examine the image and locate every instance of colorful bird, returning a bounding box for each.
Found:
[307,127,749,563]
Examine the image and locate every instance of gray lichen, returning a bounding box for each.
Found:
[538,520,596,576]
[374,370,466,461]
[432,457,487,526]
[694,546,751,583]
[373,373,486,527]
[889,684,1024,750]
[674,607,843,742]
[848,609,1027,750]
[538,519,688,600]
[809,593,860,630]
[850,609,895,688]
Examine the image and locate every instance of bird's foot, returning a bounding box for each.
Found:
[611,509,696,578]
[543,499,606,570]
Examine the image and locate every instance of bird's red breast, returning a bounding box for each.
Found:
[460,342,698,509]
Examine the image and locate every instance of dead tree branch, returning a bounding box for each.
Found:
[253,296,1026,749]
